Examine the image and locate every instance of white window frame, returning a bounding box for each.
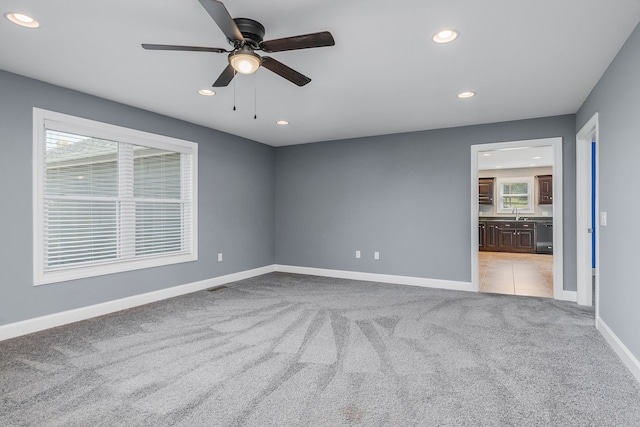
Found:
[33,108,198,285]
[496,176,535,214]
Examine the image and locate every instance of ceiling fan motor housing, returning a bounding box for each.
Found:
[233,18,265,48]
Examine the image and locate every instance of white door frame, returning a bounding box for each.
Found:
[471,137,567,300]
[576,113,599,311]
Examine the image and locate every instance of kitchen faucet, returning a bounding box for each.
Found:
[512,207,520,220]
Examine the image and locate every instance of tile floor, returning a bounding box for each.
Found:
[479,251,553,298]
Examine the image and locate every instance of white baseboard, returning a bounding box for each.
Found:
[0,264,590,347]
[597,316,640,384]
[0,265,275,342]
[274,265,474,292]
[558,290,577,302]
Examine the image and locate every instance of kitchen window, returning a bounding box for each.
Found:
[496,177,534,214]
[33,108,198,285]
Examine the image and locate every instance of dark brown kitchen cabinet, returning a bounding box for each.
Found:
[479,178,494,205]
[537,175,553,205]
[515,222,536,252]
[480,221,535,253]
[479,221,500,250]
[497,222,517,249]
[484,222,499,251]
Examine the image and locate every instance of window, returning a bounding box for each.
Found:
[33,109,198,285]
[496,177,534,214]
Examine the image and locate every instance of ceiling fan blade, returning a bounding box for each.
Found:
[197,0,244,42]
[142,44,227,53]
[261,57,311,87]
[260,31,335,53]
[212,64,236,87]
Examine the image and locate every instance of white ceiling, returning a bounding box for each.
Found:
[477,146,554,170]
[2,1,640,147]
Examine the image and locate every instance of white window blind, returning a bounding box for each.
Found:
[34,109,197,285]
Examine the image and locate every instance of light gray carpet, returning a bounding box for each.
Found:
[1,272,639,426]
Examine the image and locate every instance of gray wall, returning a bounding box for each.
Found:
[0,68,581,329]
[0,70,275,326]
[275,115,577,289]
[577,22,640,360]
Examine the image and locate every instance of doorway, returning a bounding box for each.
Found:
[471,138,564,299]
[576,113,599,311]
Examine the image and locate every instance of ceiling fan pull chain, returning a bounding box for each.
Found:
[233,69,237,111]
[254,72,257,120]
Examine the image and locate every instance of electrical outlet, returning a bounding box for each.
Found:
[218,253,223,262]
[374,251,380,260]
[355,250,361,259]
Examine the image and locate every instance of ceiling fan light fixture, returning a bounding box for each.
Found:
[433,29,458,43]
[229,49,262,74]
[5,12,39,28]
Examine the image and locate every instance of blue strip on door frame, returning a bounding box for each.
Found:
[592,141,596,269]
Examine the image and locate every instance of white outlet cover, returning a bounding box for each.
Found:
[600,212,607,227]
[374,252,380,260]
[355,250,361,259]
[218,253,223,262]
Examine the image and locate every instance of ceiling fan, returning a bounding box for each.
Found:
[142,0,335,87]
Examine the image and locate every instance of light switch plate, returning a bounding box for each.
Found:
[600,212,607,227]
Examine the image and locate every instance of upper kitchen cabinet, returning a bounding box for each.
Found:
[479,178,494,205]
[537,175,553,204]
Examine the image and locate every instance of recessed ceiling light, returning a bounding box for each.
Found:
[198,89,215,96]
[457,91,476,99]
[432,29,458,44]
[481,153,491,157]
[5,12,39,28]
[276,120,289,125]
[532,156,542,160]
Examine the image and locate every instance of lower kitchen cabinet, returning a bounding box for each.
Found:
[515,223,535,252]
[498,224,517,248]
[480,221,537,253]
[500,222,535,253]
[479,221,503,250]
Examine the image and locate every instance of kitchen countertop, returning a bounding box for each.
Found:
[479,217,553,223]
